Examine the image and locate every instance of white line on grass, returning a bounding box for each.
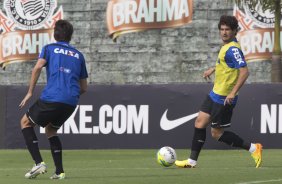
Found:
[235,179,282,184]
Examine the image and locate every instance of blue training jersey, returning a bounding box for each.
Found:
[39,41,88,106]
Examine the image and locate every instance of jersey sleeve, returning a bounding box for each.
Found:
[225,47,247,69]
[38,45,48,59]
[38,45,49,67]
[80,54,88,79]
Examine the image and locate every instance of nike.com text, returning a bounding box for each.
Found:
[261,104,282,134]
[40,105,149,134]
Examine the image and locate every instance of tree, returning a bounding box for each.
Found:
[235,0,282,82]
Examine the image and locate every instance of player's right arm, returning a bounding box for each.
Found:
[80,79,87,94]
[19,58,46,108]
[203,67,215,80]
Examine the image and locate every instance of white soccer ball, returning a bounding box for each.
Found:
[157,146,177,167]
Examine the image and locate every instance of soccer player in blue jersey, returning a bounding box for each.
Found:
[175,15,262,168]
[19,20,88,179]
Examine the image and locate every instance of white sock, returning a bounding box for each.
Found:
[249,143,256,153]
[188,158,197,166]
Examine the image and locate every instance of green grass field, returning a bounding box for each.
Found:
[0,149,281,184]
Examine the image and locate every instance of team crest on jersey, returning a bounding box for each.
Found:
[4,0,56,30]
[0,0,64,68]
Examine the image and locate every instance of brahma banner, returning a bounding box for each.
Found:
[0,0,63,68]
[234,2,282,62]
[107,0,193,40]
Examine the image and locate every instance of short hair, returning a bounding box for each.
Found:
[218,15,239,32]
[54,20,73,42]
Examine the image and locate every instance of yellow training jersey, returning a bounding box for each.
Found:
[210,39,247,104]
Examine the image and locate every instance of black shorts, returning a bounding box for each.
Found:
[26,99,76,129]
[200,95,235,128]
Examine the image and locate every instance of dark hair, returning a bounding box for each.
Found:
[54,20,73,42]
[218,15,239,32]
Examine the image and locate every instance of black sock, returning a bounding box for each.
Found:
[49,136,64,174]
[190,128,206,161]
[22,127,43,164]
[218,131,250,150]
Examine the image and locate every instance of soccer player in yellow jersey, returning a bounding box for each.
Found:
[175,15,262,168]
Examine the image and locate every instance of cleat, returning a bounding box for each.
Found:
[25,162,47,179]
[251,143,263,168]
[175,160,196,168]
[50,173,65,179]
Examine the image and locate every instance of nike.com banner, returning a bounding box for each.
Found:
[3,84,282,149]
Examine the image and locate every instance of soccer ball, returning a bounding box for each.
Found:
[157,146,177,167]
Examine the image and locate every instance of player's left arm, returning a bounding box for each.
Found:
[225,67,249,105]
[19,58,46,108]
[79,54,88,95]
[224,47,249,105]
